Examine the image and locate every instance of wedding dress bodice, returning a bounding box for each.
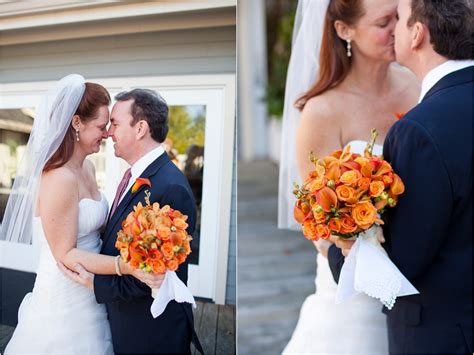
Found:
[5,194,113,355]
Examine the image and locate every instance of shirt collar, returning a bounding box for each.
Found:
[419,60,474,103]
[130,144,165,184]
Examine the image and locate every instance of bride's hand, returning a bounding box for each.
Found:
[118,259,165,289]
[131,269,165,289]
[313,239,333,258]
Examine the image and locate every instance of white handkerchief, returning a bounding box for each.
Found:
[150,270,196,318]
[335,226,419,309]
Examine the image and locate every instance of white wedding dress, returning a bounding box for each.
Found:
[5,194,114,355]
[283,141,388,355]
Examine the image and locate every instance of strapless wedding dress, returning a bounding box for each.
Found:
[5,195,114,355]
[283,141,388,355]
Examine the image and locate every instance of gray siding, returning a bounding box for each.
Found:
[0,26,236,82]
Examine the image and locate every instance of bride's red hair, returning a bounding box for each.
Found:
[295,0,365,110]
[43,82,111,172]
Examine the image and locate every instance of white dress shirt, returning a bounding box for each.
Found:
[119,144,165,204]
[419,60,474,102]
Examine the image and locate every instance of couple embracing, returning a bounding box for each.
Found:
[1,77,203,354]
[280,0,472,354]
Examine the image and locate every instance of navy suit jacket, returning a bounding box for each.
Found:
[328,66,473,354]
[94,153,197,354]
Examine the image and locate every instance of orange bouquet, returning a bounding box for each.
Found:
[293,129,405,241]
[115,190,192,274]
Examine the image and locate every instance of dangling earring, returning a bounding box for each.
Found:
[75,129,80,142]
[346,39,352,57]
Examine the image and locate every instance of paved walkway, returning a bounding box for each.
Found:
[237,160,317,355]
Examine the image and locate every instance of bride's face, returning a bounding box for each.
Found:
[77,106,110,155]
[351,0,398,62]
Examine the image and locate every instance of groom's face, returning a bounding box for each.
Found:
[109,99,138,163]
[394,0,413,67]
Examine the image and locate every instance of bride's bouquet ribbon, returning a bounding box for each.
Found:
[335,227,419,309]
[151,270,196,318]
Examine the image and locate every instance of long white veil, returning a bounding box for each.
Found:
[277,0,330,230]
[0,74,86,244]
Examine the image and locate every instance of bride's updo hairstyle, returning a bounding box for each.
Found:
[43,82,110,172]
[296,0,365,110]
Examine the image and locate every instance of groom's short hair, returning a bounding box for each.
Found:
[407,0,473,60]
[115,89,169,143]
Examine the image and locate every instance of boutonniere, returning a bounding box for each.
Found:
[132,178,151,193]
[395,112,406,120]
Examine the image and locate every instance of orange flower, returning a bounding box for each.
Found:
[172,218,188,230]
[340,170,362,187]
[358,177,371,191]
[315,187,338,212]
[336,185,356,202]
[167,258,179,271]
[315,224,331,240]
[177,253,187,264]
[132,178,151,193]
[382,172,394,186]
[369,181,385,197]
[351,201,378,230]
[390,174,405,195]
[306,176,327,193]
[313,209,326,224]
[294,203,307,224]
[161,242,174,260]
[157,226,171,240]
[328,218,341,233]
[129,246,147,264]
[302,219,318,240]
[151,259,166,274]
[340,214,358,234]
[374,160,393,177]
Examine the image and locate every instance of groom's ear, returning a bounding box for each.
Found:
[411,22,426,50]
[136,120,150,140]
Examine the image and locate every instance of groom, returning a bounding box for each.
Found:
[64,89,203,354]
[329,0,473,353]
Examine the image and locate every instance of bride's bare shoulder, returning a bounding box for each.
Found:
[40,166,78,198]
[300,93,341,128]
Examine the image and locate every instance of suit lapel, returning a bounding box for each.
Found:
[423,66,473,102]
[104,153,171,245]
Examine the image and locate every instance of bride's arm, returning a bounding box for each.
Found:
[295,97,342,254]
[39,167,148,279]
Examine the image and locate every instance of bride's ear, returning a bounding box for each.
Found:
[334,20,354,42]
[71,115,81,130]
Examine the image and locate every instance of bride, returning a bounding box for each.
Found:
[278,0,419,353]
[1,74,159,354]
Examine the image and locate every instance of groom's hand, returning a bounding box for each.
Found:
[58,262,95,290]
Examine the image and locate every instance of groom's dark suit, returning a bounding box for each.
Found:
[329,66,473,354]
[94,153,202,354]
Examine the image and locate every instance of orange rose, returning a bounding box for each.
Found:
[157,226,171,240]
[302,219,318,240]
[369,181,385,197]
[358,177,371,191]
[161,242,174,260]
[340,170,362,187]
[340,214,358,234]
[166,258,179,271]
[151,259,166,274]
[328,218,341,233]
[351,201,377,229]
[336,185,356,202]
[183,242,192,255]
[315,224,331,240]
[173,218,188,230]
[177,253,187,264]
[313,209,326,224]
[315,187,338,212]
[307,176,327,193]
[382,172,394,186]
